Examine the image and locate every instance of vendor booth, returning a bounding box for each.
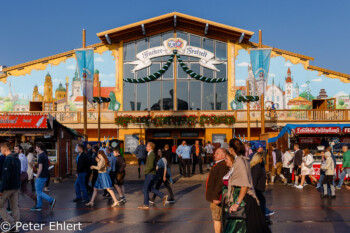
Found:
[0,114,82,178]
[268,124,350,180]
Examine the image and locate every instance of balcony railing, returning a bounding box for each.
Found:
[0,109,349,125]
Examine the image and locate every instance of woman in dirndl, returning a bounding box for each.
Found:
[222,138,271,233]
[85,150,119,207]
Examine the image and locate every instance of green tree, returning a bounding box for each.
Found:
[299,91,315,101]
[2,102,13,111]
[339,99,345,107]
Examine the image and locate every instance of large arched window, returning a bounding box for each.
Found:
[122,31,227,111]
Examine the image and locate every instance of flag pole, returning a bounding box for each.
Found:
[98,81,101,143]
[259,29,265,135]
[82,29,88,141]
[247,80,251,141]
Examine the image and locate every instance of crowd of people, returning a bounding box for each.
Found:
[0,138,350,232]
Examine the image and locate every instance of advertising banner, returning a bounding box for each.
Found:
[0,115,47,129]
[295,127,341,135]
[75,48,94,104]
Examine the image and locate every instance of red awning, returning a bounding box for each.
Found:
[0,115,47,129]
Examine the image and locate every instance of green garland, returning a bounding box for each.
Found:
[176,51,226,83]
[237,96,259,102]
[123,53,175,83]
[124,50,226,83]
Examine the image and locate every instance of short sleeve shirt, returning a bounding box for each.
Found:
[38,152,49,178]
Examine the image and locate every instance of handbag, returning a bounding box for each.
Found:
[225,205,247,220]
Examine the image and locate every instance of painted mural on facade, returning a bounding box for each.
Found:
[0,51,119,112]
[233,49,350,110]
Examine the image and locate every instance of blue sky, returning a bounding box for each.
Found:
[0,0,349,76]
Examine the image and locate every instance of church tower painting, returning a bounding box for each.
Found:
[44,73,53,101]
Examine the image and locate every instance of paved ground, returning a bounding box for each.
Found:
[6,165,350,233]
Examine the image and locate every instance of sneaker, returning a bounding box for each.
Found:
[120,196,126,203]
[336,186,341,190]
[295,185,303,189]
[30,206,42,211]
[81,199,89,203]
[138,205,150,210]
[73,198,82,202]
[6,209,12,214]
[50,198,56,211]
[148,200,155,205]
[44,188,50,192]
[162,195,168,206]
[265,210,275,217]
[167,199,176,204]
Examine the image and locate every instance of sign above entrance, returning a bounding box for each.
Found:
[127,38,223,73]
[0,115,47,129]
[343,127,350,134]
[295,127,341,135]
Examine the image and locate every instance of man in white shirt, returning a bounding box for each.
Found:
[282,148,294,185]
[14,146,36,204]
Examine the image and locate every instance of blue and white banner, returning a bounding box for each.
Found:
[250,48,271,95]
[75,48,94,104]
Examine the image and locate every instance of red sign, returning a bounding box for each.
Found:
[341,137,350,143]
[0,115,47,129]
[343,127,350,134]
[298,137,321,144]
[295,127,341,135]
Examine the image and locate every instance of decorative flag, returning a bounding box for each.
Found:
[75,48,94,104]
[249,48,271,96]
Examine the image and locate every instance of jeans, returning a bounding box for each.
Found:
[337,168,350,188]
[143,174,164,205]
[35,177,54,208]
[167,165,173,183]
[75,172,89,200]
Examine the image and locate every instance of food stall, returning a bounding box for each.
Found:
[0,114,82,178]
[268,124,350,180]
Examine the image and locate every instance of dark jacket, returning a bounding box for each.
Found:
[251,163,266,192]
[0,153,21,193]
[115,156,126,173]
[206,160,229,202]
[77,152,91,174]
[163,149,173,166]
[0,155,6,181]
[293,150,303,166]
[191,145,204,157]
[144,151,156,175]
[134,145,147,159]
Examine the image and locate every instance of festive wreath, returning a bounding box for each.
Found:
[237,96,259,102]
[124,50,226,83]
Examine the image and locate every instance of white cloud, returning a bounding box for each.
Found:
[52,78,61,85]
[285,62,292,67]
[301,83,308,88]
[269,73,276,77]
[99,73,115,78]
[101,79,113,86]
[237,62,249,67]
[38,85,44,93]
[236,79,246,84]
[334,91,349,97]
[95,57,104,62]
[312,77,322,82]
[67,65,76,70]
